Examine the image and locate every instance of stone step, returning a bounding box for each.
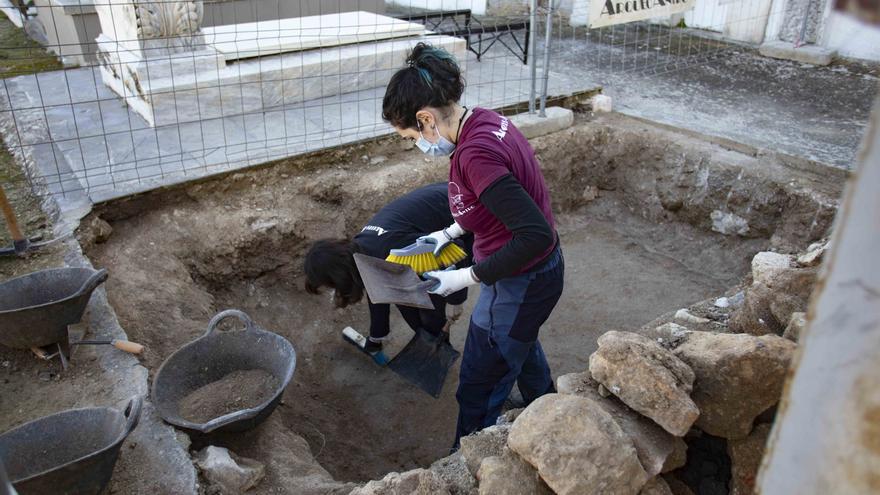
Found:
[203,11,428,61]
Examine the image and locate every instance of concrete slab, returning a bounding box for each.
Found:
[509,106,574,139]
[97,33,465,126]
[204,11,428,61]
[759,41,836,66]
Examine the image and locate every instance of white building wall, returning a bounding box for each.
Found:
[820,11,880,61]
[395,0,880,62]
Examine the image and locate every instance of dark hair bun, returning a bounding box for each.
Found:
[382,43,465,129]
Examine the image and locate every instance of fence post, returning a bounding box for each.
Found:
[539,0,555,117]
[529,0,539,114]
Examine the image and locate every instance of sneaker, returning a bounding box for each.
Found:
[364,338,383,354]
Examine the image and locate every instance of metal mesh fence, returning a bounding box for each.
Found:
[0,0,849,223]
[1,0,570,208]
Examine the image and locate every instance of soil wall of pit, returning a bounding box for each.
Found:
[79,112,844,488]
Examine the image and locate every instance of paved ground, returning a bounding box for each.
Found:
[537,24,878,169]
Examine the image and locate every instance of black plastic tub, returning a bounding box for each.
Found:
[0,267,108,349]
[152,309,296,436]
[0,396,142,495]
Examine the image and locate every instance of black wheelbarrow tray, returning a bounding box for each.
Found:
[0,267,108,349]
[152,309,296,436]
[0,396,142,495]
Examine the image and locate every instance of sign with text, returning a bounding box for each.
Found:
[589,0,698,28]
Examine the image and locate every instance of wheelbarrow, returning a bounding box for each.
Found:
[0,396,142,495]
[153,309,296,436]
[0,268,108,358]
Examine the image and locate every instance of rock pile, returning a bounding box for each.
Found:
[350,247,816,494]
[729,246,822,337]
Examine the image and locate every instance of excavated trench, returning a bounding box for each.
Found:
[82,113,843,489]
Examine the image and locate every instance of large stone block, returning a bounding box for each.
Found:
[589,331,699,436]
[508,394,649,495]
[673,332,796,439]
[96,10,465,126]
[557,371,687,476]
[509,107,575,140]
[759,41,835,66]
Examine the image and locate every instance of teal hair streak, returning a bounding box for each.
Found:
[412,46,459,87]
[417,67,433,85]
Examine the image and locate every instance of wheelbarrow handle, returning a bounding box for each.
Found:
[204,309,257,336]
[123,395,143,437]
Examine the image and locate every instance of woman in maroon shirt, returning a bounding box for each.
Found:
[382,43,565,448]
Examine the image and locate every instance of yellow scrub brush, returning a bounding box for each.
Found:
[386,241,467,274]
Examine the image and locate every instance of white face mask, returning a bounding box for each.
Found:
[416,122,456,157]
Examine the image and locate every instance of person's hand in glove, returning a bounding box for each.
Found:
[417,221,467,256]
[425,267,480,297]
[446,303,464,323]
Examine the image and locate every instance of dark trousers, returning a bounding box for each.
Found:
[454,247,564,448]
[397,293,450,337]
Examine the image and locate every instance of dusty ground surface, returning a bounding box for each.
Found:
[74,112,842,491]
[198,198,758,482]
[536,23,878,169]
[84,193,754,483]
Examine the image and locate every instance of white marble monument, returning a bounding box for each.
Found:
[95,3,465,126]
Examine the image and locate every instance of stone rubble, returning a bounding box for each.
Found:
[194,446,265,494]
[352,245,820,494]
[674,309,711,325]
[459,424,511,476]
[476,448,554,495]
[639,477,674,495]
[783,312,807,342]
[589,331,699,436]
[730,251,817,335]
[796,240,828,267]
[429,454,477,495]
[349,469,450,495]
[727,423,773,495]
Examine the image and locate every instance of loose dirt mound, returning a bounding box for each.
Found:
[179,369,278,423]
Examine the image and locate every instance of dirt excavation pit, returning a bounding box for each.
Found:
[80,112,843,490]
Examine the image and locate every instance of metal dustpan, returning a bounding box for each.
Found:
[353,253,436,309]
[388,328,460,398]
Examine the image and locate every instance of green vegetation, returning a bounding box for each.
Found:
[0,15,62,76]
[0,14,59,250]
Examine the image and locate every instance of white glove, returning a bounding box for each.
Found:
[446,303,464,322]
[425,267,479,297]
[418,222,466,256]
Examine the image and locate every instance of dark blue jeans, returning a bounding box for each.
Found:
[454,247,564,447]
